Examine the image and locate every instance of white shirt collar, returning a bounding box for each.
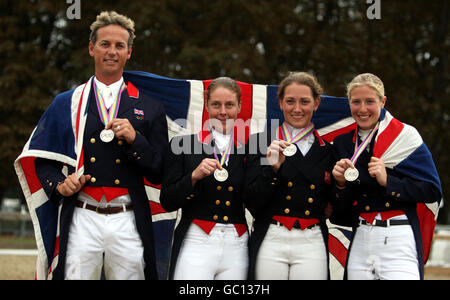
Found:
[285,123,314,140]
[211,129,231,154]
[284,123,315,156]
[94,77,125,109]
[358,128,371,141]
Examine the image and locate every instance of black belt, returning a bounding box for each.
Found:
[359,219,409,227]
[270,219,319,230]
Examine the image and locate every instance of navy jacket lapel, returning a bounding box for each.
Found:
[85,81,139,139]
[85,86,103,139]
[117,84,138,118]
[284,137,322,182]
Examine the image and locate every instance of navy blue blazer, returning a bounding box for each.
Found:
[35,79,168,279]
[245,128,337,280]
[160,131,248,279]
[331,130,441,279]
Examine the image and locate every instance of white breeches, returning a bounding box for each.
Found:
[64,205,145,280]
[255,223,328,280]
[347,221,419,280]
[173,223,249,280]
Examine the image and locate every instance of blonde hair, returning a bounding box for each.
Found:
[278,72,323,101]
[90,11,136,46]
[346,73,385,100]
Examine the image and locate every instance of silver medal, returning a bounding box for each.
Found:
[214,168,229,182]
[344,167,359,182]
[282,144,297,157]
[100,129,114,143]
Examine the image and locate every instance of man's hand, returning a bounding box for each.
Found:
[56,173,91,197]
[106,118,136,144]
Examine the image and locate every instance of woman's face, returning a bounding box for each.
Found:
[279,83,320,129]
[206,87,241,134]
[349,85,386,130]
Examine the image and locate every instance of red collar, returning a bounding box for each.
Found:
[314,130,325,146]
[126,81,139,98]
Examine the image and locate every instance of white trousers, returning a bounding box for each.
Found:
[65,206,145,280]
[173,223,249,280]
[347,222,419,280]
[255,224,328,280]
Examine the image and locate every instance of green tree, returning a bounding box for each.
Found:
[0,0,65,200]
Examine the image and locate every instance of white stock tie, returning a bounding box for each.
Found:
[103,86,113,110]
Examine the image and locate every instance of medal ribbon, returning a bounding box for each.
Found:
[350,122,380,164]
[213,133,233,167]
[281,122,315,144]
[93,80,126,126]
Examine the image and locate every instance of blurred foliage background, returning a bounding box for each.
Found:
[0,0,448,222]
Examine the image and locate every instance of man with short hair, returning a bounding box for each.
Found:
[15,11,168,280]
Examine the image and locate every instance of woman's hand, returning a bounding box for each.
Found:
[267,140,291,172]
[368,156,387,187]
[332,158,355,187]
[191,158,222,187]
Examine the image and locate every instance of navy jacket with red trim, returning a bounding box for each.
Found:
[160,130,248,279]
[34,79,168,279]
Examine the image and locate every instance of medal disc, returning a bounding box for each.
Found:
[282,144,297,157]
[100,129,114,143]
[344,167,359,182]
[214,168,229,182]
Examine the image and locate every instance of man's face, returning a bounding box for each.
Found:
[89,24,132,80]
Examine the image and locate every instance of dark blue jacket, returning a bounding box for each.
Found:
[245,129,337,280]
[331,130,441,280]
[35,79,168,279]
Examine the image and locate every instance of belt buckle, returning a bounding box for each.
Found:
[96,205,109,215]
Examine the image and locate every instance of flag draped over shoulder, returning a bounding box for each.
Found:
[373,110,442,263]
[14,75,178,280]
[14,78,92,279]
[15,71,441,280]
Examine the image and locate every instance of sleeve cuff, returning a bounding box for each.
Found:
[262,166,279,187]
[386,174,403,200]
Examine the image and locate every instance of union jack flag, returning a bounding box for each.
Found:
[124,71,441,279]
[15,71,440,280]
[372,109,441,264]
